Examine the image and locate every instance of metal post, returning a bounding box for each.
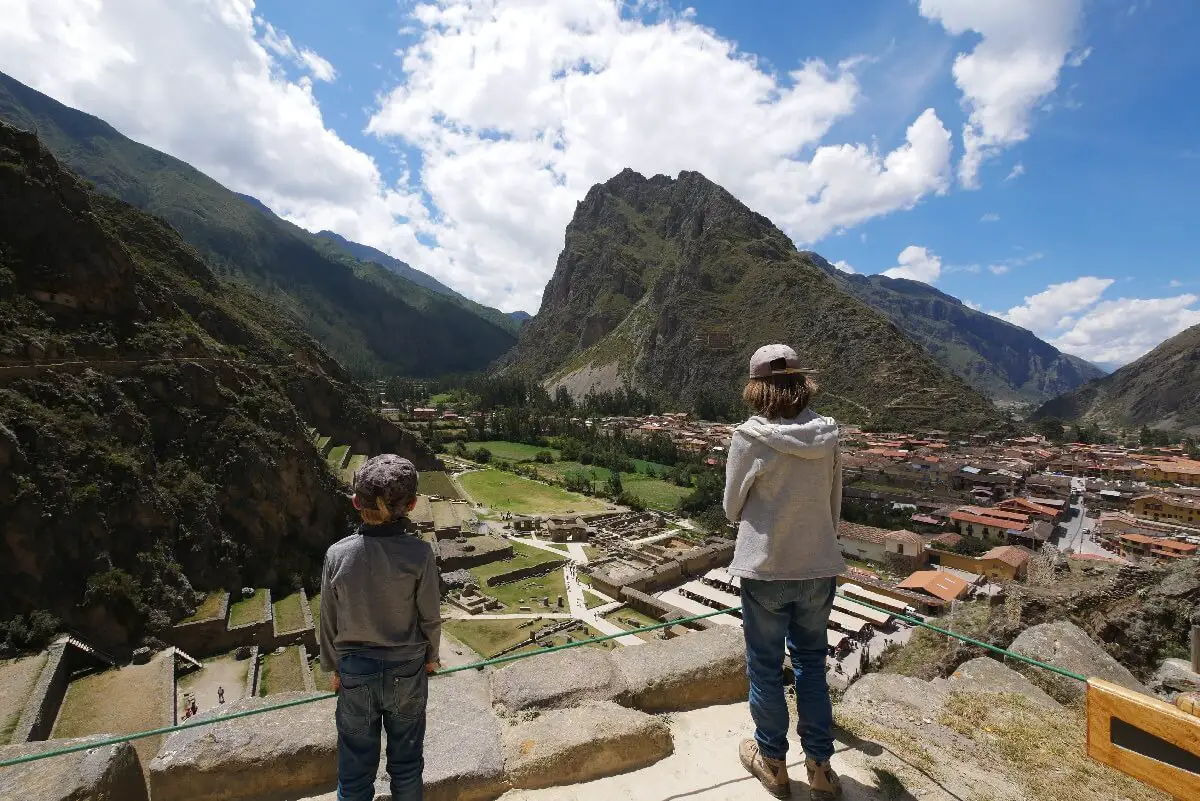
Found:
[1191,610,1200,675]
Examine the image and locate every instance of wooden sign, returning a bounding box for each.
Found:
[1086,678,1200,800]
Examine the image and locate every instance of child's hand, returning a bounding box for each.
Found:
[426,661,440,675]
[331,672,341,693]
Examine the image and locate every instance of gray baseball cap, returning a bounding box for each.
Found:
[353,454,419,515]
[748,343,816,379]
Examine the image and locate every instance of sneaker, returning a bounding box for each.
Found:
[739,739,791,798]
[805,758,843,800]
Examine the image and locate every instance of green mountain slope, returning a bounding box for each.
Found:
[314,228,521,334]
[810,258,1107,404]
[0,71,515,378]
[503,169,1007,432]
[0,122,434,651]
[1033,323,1200,433]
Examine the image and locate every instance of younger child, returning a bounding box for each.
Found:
[320,454,442,801]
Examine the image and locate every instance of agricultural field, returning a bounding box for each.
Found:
[272,592,307,634]
[468,541,562,583]
[541,461,691,511]
[443,619,608,659]
[228,589,268,628]
[0,654,47,744]
[458,469,608,515]
[341,453,367,484]
[463,441,559,462]
[260,646,307,695]
[179,590,227,624]
[418,470,461,499]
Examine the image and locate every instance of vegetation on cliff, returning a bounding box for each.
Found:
[0,122,431,653]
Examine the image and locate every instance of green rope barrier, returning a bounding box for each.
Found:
[0,588,1085,770]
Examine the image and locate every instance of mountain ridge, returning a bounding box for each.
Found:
[1033,323,1200,433]
[0,71,516,377]
[504,168,1007,432]
[812,256,1106,405]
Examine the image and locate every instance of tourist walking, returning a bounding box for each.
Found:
[724,344,845,800]
[320,455,442,801]
[217,686,224,704]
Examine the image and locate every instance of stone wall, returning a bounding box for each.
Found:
[244,647,261,698]
[593,541,734,599]
[162,591,291,657]
[10,643,70,742]
[485,559,566,587]
[620,588,718,632]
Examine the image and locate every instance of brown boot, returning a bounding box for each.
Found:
[739,739,791,798]
[805,758,843,800]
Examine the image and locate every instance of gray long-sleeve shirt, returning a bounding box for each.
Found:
[318,519,442,672]
[723,410,846,581]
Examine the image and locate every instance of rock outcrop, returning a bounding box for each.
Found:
[0,736,149,801]
[611,626,748,712]
[491,648,624,714]
[1007,620,1148,703]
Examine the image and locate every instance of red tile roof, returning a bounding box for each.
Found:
[897,570,970,602]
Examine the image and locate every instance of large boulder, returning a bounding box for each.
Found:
[502,701,672,790]
[611,627,747,712]
[490,648,624,714]
[1150,657,1200,702]
[933,657,1061,710]
[1008,620,1147,703]
[0,736,148,801]
[841,673,949,718]
[150,692,337,801]
[417,671,507,801]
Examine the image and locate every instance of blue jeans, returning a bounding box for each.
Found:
[336,654,428,801]
[741,577,836,764]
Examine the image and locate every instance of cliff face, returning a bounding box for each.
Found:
[812,260,1107,405]
[0,123,431,650]
[1034,323,1200,433]
[505,169,1006,431]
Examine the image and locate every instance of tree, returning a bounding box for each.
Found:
[950,537,989,557]
[605,469,624,498]
[1036,417,1066,443]
[472,447,492,464]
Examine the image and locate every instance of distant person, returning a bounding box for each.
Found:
[724,344,845,800]
[320,454,442,801]
[217,686,224,704]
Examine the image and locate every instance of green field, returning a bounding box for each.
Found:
[260,646,306,695]
[467,541,562,583]
[179,590,227,624]
[315,435,331,453]
[464,441,560,462]
[228,590,268,628]
[542,461,691,510]
[310,659,334,692]
[444,619,608,658]
[584,588,609,610]
[341,453,367,484]
[458,469,608,515]
[272,593,307,633]
[481,570,569,612]
[418,470,461,499]
[325,444,350,473]
[603,606,664,642]
[0,654,47,744]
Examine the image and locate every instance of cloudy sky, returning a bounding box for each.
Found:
[1,0,1198,368]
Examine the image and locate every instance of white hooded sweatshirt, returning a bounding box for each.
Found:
[722,409,846,581]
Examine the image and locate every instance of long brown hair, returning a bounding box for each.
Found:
[742,373,819,419]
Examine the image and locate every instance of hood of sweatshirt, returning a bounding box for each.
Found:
[736,410,839,458]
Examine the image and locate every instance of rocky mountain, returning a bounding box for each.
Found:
[1034,322,1200,433]
[503,169,1007,432]
[314,229,521,334]
[813,259,1106,405]
[0,122,435,652]
[0,71,516,377]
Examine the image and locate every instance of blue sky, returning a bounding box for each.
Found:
[2,0,1198,366]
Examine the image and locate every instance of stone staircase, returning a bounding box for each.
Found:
[57,632,116,668]
[171,648,203,673]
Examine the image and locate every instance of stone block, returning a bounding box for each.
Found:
[150,692,336,801]
[408,670,508,801]
[0,736,148,801]
[490,648,624,714]
[503,701,672,790]
[611,626,747,712]
[1007,620,1147,703]
[934,656,1060,710]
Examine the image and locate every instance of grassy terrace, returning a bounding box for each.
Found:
[315,435,331,453]
[228,589,268,628]
[0,654,47,744]
[467,542,568,612]
[341,453,367,484]
[260,646,307,695]
[584,588,610,610]
[444,619,609,659]
[464,441,560,462]
[325,444,350,473]
[418,470,461,499]
[458,469,608,515]
[310,659,334,693]
[602,606,664,642]
[178,590,226,624]
[468,541,562,582]
[273,592,307,633]
[309,592,321,633]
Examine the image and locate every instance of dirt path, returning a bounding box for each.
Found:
[178,654,248,716]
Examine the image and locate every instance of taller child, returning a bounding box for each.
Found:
[724,344,845,800]
[320,454,442,801]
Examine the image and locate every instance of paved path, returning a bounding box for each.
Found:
[512,537,581,562]
[628,532,675,546]
[567,542,589,563]
[564,564,643,646]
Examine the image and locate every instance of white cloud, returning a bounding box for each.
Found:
[1005,163,1026,181]
[1169,279,1184,288]
[989,264,1009,275]
[1051,295,1200,365]
[963,299,983,311]
[918,0,1084,187]
[883,245,942,283]
[0,0,954,312]
[833,260,856,274]
[1066,46,1092,68]
[1002,276,1113,334]
[980,212,1000,222]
